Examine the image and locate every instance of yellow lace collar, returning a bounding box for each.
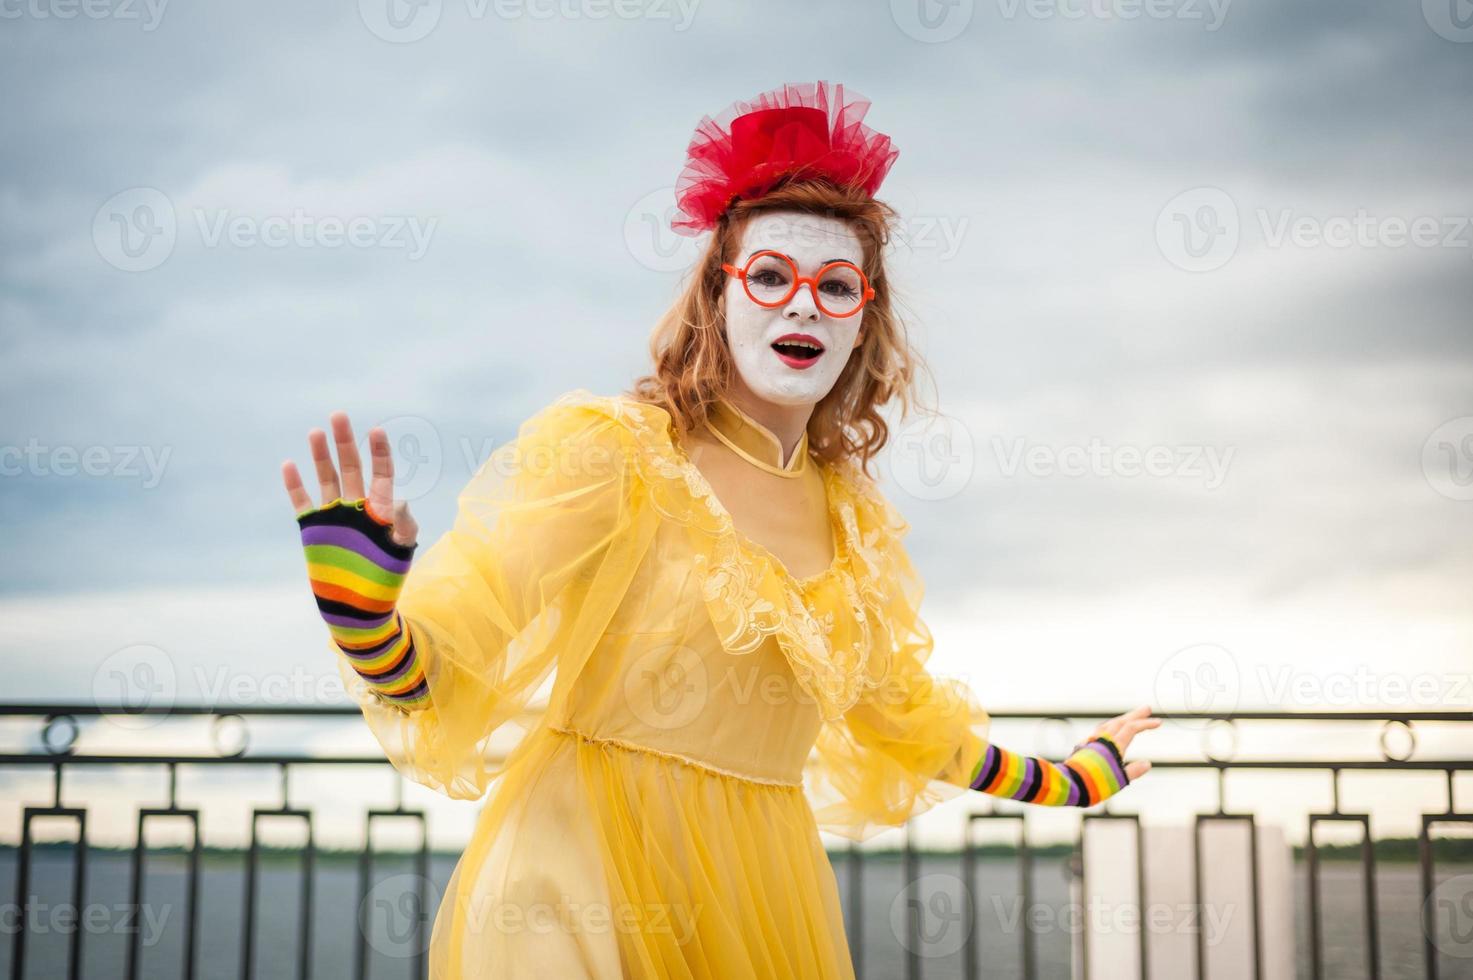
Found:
[705,398,809,478]
[559,391,912,721]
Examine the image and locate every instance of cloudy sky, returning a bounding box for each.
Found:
[2,0,1471,847]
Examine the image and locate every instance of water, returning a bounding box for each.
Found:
[0,850,1468,978]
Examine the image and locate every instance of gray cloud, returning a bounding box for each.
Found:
[2,0,1470,700]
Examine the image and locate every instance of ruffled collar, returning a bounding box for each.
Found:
[568,391,912,721]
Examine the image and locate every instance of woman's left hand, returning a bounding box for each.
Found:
[1082,704,1160,782]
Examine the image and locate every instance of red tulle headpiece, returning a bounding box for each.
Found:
[670,80,900,238]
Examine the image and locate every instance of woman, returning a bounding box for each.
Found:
[282,80,1158,979]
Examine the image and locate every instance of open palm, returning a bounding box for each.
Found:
[280,411,419,548]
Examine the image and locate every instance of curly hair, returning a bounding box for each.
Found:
[630,178,925,473]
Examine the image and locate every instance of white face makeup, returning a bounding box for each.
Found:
[721,211,866,409]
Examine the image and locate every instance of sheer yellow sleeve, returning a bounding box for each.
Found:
[803,472,991,842]
[333,393,657,799]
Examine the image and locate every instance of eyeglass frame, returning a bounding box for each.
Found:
[720,250,876,319]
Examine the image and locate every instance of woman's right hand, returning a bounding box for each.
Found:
[281,411,419,548]
[285,411,429,710]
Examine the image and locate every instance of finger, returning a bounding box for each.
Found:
[308,428,341,503]
[388,499,419,548]
[366,427,396,520]
[282,461,315,516]
[1102,705,1154,740]
[1125,760,1151,782]
[333,412,366,501]
[1121,713,1164,746]
[1117,716,1161,741]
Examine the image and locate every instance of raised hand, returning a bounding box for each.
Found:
[283,412,428,709]
[1074,704,1159,783]
[281,411,418,547]
[969,704,1158,807]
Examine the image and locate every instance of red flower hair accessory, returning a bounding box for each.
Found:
[670,80,900,238]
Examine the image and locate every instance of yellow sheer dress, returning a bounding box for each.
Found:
[330,392,992,979]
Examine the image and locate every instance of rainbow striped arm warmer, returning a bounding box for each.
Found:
[297,497,428,709]
[968,734,1129,807]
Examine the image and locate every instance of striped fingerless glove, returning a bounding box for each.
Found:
[968,734,1129,807]
[297,497,428,709]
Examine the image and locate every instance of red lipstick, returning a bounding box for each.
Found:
[770,333,825,370]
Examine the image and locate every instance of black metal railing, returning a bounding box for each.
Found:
[1,704,1469,980]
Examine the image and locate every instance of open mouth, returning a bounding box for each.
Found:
[771,334,825,370]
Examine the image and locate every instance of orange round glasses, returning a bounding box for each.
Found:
[722,250,875,319]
